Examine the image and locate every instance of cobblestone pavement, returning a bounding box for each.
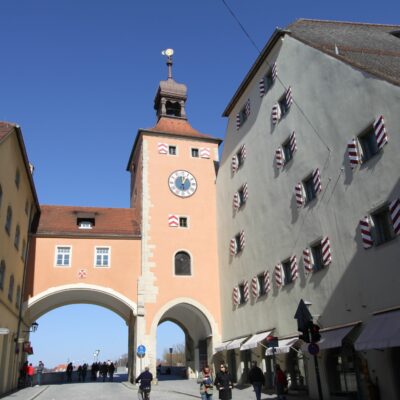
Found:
[0,375,312,400]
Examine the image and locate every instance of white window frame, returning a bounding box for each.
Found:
[55,245,72,268]
[94,246,111,268]
[78,221,93,229]
[168,145,178,156]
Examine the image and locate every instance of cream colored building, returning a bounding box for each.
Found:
[0,123,40,395]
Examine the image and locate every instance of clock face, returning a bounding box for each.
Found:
[168,170,197,198]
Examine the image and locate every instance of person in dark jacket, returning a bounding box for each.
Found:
[275,364,287,400]
[100,362,108,382]
[136,367,153,399]
[108,362,115,381]
[248,361,265,400]
[214,363,233,400]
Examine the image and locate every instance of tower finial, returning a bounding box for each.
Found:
[161,48,174,80]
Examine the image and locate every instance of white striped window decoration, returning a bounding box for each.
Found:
[290,255,299,281]
[236,113,241,130]
[289,131,298,154]
[259,77,266,97]
[230,237,238,256]
[233,192,241,211]
[240,144,247,163]
[295,183,305,208]
[231,145,247,176]
[231,154,239,175]
[243,280,250,303]
[274,264,283,288]
[251,276,258,299]
[236,100,251,130]
[347,138,361,169]
[158,142,168,154]
[277,131,297,170]
[373,115,388,149]
[360,216,373,249]
[263,270,271,294]
[239,230,246,251]
[199,147,210,159]
[271,103,282,124]
[390,198,400,236]
[285,86,293,109]
[259,62,277,97]
[312,168,322,195]
[321,237,332,266]
[303,248,313,274]
[232,286,239,306]
[168,214,179,227]
[275,147,284,169]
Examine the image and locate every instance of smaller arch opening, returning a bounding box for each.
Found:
[175,251,191,276]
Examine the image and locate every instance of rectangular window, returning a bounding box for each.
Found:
[278,94,289,117]
[282,139,293,164]
[56,246,71,267]
[168,145,177,155]
[179,217,188,228]
[15,285,21,309]
[15,169,20,189]
[311,242,324,272]
[191,148,199,158]
[282,259,292,285]
[257,274,266,296]
[238,283,246,305]
[371,206,395,245]
[263,72,274,94]
[235,233,243,253]
[359,127,379,163]
[238,188,245,205]
[303,175,316,204]
[95,247,110,267]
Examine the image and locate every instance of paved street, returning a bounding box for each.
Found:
[1,375,312,400]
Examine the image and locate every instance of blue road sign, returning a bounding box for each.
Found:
[308,342,320,355]
[137,345,146,355]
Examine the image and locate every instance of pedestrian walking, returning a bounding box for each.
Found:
[248,361,265,400]
[275,364,287,400]
[82,363,88,381]
[135,366,153,400]
[214,363,233,400]
[108,362,115,381]
[27,363,35,387]
[77,365,83,382]
[101,362,108,382]
[197,365,214,400]
[66,362,73,383]
[36,361,45,386]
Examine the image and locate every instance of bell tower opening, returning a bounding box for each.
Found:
[165,100,181,117]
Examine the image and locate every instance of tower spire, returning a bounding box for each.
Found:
[161,48,174,80]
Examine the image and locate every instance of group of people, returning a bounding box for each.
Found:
[65,361,116,382]
[19,361,45,387]
[198,361,288,400]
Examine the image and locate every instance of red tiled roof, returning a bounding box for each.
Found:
[37,205,141,237]
[146,117,221,141]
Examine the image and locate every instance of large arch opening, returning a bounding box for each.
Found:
[150,300,217,379]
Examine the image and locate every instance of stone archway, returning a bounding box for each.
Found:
[147,298,220,378]
[24,283,138,379]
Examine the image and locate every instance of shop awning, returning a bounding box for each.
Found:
[318,326,354,350]
[241,330,273,351]
[265,337,299,356]
[355,309,400,351]
[226,336,248,350]
[214,341,233,353]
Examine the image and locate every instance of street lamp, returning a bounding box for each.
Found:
[23,322,39,333]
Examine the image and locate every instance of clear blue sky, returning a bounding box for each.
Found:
[1,0,398,368]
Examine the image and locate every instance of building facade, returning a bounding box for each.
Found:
[0,123,40,395]
[216,19,400,399]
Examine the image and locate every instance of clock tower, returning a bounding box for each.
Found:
[127,50,222,376]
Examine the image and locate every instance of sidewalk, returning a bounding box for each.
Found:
[0,385,49,400]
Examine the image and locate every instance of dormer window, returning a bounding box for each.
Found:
[78,220,93,229]
[76,213,95,230]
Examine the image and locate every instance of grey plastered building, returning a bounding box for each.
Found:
[216,19,400,399]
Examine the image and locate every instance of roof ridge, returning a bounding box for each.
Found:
[293,18,400,28]
[40,204,133,210]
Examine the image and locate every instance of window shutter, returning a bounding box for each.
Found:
[274,264,283,288]
[290,131,297,154]
[233,192,241,211]
[245,99,251,117]
[295,183,305,208]
[251,276,258,298]
[231,154,239,174]
[200,148,210,158]
[259,77,265,97]
[271,62,278,81]
[271,104,281,124]
[373,115,388,149]
[360,216,373,249]
[232,286,239,306]
[168,214,179,227]
[275,147,284,169]
[158,143,168,154]
[243,280,250,302]
[285,86,293,108]
[236,113,241,130]
[347,138,360,169]
[321,236,332,266]
[389,198,400,236]
[240,144,247,161]
[239,230,246,251]
[242,183,249,202]
[303,248,313,273]
[313,168,322,194]
[290,255,298,281]
[230,237,237,255]
[263,270,271,294]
